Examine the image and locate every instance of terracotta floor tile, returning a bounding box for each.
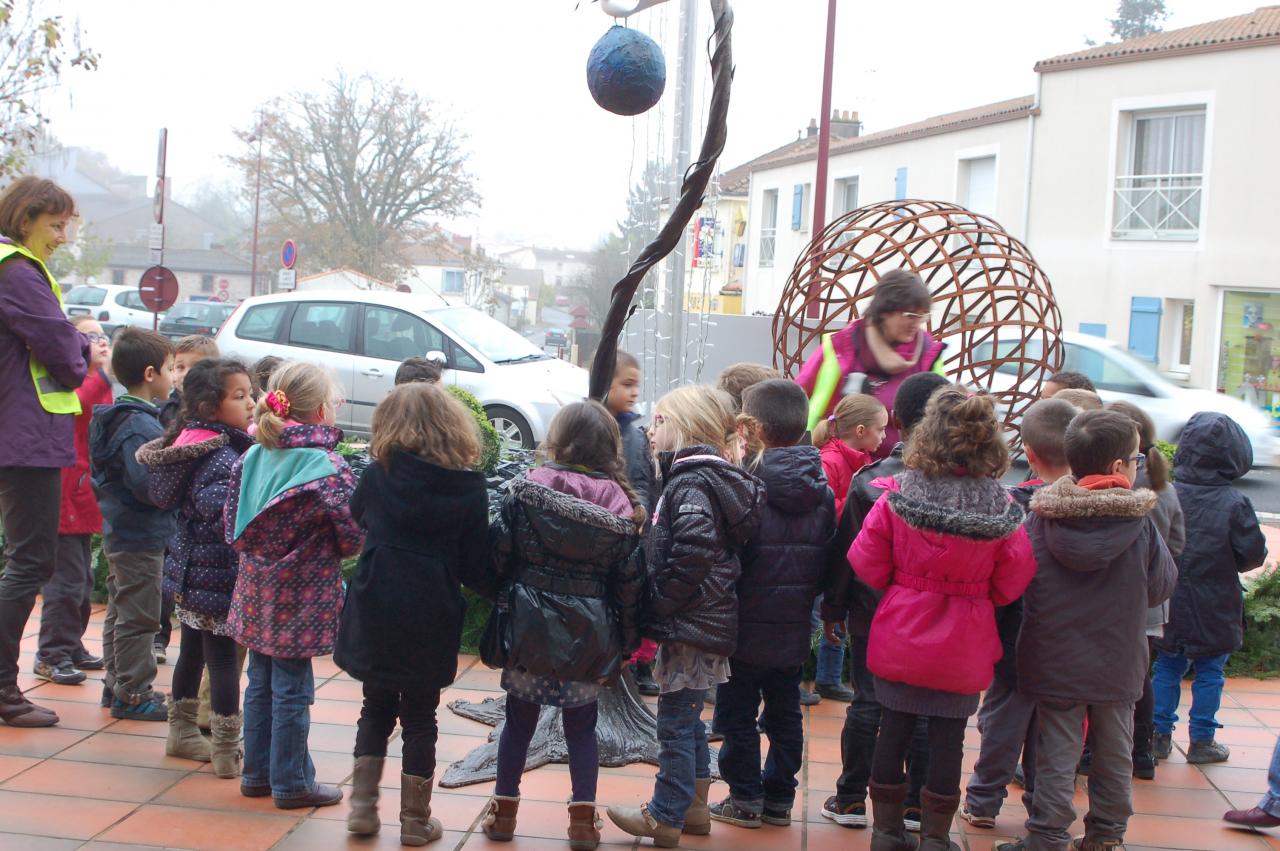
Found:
[1124,812,1273,849]
[1248,708,1280,729]
[0,833,82,850]
[0,725,89,759]
[78,842,165,851]
[1232,692,1280,711]
[1129,783,1234,818]
[1214,746,1278,771]
[57,731,205,770]
[311,782,404,826]
[23,680,110,705]
[273,816,470,849]
[806,715,844,739]
[454,669,504,693]
[25,698,115,732]
[1228,678,1280,694]
[103,718,168,739]
[98,802,299,850]
[1219,726,1280,748]
[2,758,186,802]
[1220,707,1270,727]
[439,711,500,737]
[441,687,513,708]
[0,789,136,839]
[308,721,358,753]
[1146,761,1216,790]
[806,760,840,789]
[313,678,365,702]
[311,656,344,679]
[0,754,41,783]
[155,772,291,812]
[310,698,361,725]
[1201,765,1272,794]
[461,831,628,850]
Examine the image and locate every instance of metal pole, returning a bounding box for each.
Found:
[249,126,263,298]
[666,0,698,387]
[806,0,838,320]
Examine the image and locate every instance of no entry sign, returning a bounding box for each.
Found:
[138,266,179,312]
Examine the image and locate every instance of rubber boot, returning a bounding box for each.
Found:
[869,781,918,851]
[568,801,602,851]
[682,777,712,835]
[606,804,681,848]
[400,772,443,846]
[165,697,211,762]
[209,711,243,778]
[483,794,520,842]
[346,755,384,835]
[918,788,961,851]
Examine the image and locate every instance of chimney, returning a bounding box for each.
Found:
[831,109,862,139]
[806,117,818,138]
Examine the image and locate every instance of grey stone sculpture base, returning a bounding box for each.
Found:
[439,667,719,788]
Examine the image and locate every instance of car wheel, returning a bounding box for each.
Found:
[486,406,533,450]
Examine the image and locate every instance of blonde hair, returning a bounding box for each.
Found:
[654,385,740,459]
[717,362,782,412]
[812,393,885,447]
[371,382,479,471]
[1051,388,1103,411]
[175,335,219,357]
[254,361,340,449]
[905,385,1009,478]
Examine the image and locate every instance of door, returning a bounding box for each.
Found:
[352,306,452,430]
[282,301,358,431]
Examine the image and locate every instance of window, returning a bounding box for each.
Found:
[116,291,146,310]
[65,286,106,306]
[362,306,444,361]
[200,274,214,294]
[442,270,465,295]
[287,302,356,352]
[1066,344,1157,397]
[958,156,997,216]
[834,177,859,218]
[236,303,289,342]
[1113,108,1205,240]
[1174,301,1194,371]
[759,189,778,267]
[790,183,811,231]
[111,269,125,286]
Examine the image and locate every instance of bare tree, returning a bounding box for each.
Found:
[0,1,97,179]
[230,73,480,282]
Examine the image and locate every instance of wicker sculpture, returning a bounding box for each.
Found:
[773,199,1064,451]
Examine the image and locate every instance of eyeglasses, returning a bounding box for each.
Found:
[85,333,109,343]
[899,311,930,322]
[1128,452,1147,469]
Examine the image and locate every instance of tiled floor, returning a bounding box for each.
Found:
[0,603,1277,850]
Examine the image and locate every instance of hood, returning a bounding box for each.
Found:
[526,464,634,518]
[90,400,160,464]
[276,422,344,451]
[1030,476,1156,571]
[669,445,764,548]
[887,484,1024,541]
[378,450,488,535]
[508,473,638,563]
[135,423,252,512]
[1174,411,1253,485]
[752,446,827,515]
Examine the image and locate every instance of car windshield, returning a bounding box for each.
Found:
[166,303,220,323]
[427,307,548,364]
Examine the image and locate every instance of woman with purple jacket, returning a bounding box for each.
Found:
[0,177,91,727]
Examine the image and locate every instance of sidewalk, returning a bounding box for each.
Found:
[0,602,1277,850]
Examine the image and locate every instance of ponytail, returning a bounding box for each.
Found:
[253,361,338,450]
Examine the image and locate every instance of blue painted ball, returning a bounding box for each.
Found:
[587,26,666,116]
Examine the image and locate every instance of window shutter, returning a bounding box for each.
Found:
[1127,298,1162,362]
[792,184,804,230]
[894,167,908,200]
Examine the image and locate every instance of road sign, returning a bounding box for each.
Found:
[281,239,297,269]
[278,269,297,291]
[153,178,165,224]
[138,266,179,312]
[148,223,164,251]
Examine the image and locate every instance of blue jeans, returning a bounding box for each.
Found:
[1261,735,1280,818]
[1151,651,1229,743]
[812,601,845,686]
[714,662,803,813]
[243,651,317,800]
[648,687,710,828]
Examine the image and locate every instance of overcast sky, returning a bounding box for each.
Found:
[41,0,1256,250]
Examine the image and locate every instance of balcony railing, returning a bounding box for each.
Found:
[1112,173,1203,240]
[758,228,776,267]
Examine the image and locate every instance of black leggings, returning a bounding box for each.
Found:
[171,624,241,715]
[353,683,441,778]
[871,708,968,796]
[495,693,599,802]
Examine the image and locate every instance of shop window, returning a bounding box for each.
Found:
[759,189,778,267]
[1219,290,1280,417]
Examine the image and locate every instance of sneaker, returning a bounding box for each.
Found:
[960,807,996,829]
[1069,836,1125,850]
[820,796,867,828]
[71,652,104,671]
[633,663,659,697]
[904,806,922,832]
[34,659,86,685]
[816,682,855,702]
[110,692,168,722]
[708,797,761,829]
[153,644,167,665]
[1153,732,1172,760]
[799,687,821,706]
[241,783,272,798]
[1186,739,1230,764]
[761,804,791,827]
[1012,764,1026,788]
[100,683,113,708]
[994,840,1029,850]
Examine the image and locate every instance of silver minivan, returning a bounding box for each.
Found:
[216,291,588,446]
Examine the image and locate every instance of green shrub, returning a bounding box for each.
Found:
[460,588,492,656]
[1155,440,1177,477]
[448,385,503,475]
[1226,565,1280,678]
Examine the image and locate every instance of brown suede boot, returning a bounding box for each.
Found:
[346,755,383,835]
[682,777,712,835]
[165,698,211,762]
[400,772,443,846]
[918,788,961,851]
[568,801,602,851]
[869,781,918,851]
[209,712,243,779]
[483,794,520,842]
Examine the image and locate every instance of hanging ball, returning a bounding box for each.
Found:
[587,25,666,116]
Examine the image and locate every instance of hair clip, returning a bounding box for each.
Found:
[265,390,290,417]
[827,414,836,423]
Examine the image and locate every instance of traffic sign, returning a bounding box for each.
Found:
[153,179,165,224]
[278,269,297,291]
[281,239,297,269]
[138,266,179,313]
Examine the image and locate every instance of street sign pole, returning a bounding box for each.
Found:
[152,128,168,329]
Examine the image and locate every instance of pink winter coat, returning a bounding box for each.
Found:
[849,473,1036,695]
[820,438,872,516]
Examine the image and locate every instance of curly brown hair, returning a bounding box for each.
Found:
[542,400,648,528]
[371,382,479,471]
[904,385,1009,478]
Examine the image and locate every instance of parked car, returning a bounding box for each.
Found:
[63,284,164,336]
[215,291,588,447]
[544,328,568,349]
[158,301,238,341]
[555,294,570,307]
[975,331,1279,467]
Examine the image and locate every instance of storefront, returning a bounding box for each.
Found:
[1218,289,1280,421]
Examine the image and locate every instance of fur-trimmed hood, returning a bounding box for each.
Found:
[1029,476,1157,573]
[509,474,636,538]
[137,423,253,513]
[1030,476,1156,520]
[886,471,1023,541]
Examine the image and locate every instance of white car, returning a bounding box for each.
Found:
[976,332,1280,467]
[215,290,588,447]
[63,283,165,336]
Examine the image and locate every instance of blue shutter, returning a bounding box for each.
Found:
[791,184,804,230]
[1079,323,1107,338]
[1127,298,1162,362]
[894,167,908,200]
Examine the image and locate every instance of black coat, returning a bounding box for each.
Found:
[137,422,253,619]
[1156,412,1268,658]
[490,471,645,685]
[991,479,1044,687]
[822,443,906,636]
[735,446,835,668]
[644,446,764,657]
[334,451,490,692]
[618,411,654,511]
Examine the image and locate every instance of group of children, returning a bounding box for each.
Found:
[32,316,1269,851]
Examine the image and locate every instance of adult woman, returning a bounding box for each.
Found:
[796,269,944,460]
[0,177,91,727]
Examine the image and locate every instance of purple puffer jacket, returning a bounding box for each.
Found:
[0,237,90,468]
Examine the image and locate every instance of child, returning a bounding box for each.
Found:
[961,397,1078,830]
[335,382,491,844]
[1041,370,1095,398]
[1105,401,1185,780]
[1050,388,1102,411]
[999,410,1177,851]
[484,401,647,851]
[608,385,764,848]
[814,393,888,516]
[717,362,782,412]
[225,361,362,809]
[820,371,948,831]
[89,327,176,721]
[137,358,255,777]
[708,379,835,830]
[851,386,1035,851]
[394,355,444,386]
[35,316,112,685]
[251,355,283,396]
[1152,412,1266,765]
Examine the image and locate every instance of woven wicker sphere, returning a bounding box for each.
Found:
[773,199,1064,452]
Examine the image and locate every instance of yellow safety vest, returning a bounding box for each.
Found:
[0,243,82,415]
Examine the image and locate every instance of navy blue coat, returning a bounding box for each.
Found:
[90,399,176,552]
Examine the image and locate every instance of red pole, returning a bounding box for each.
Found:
[806,0,838,319]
